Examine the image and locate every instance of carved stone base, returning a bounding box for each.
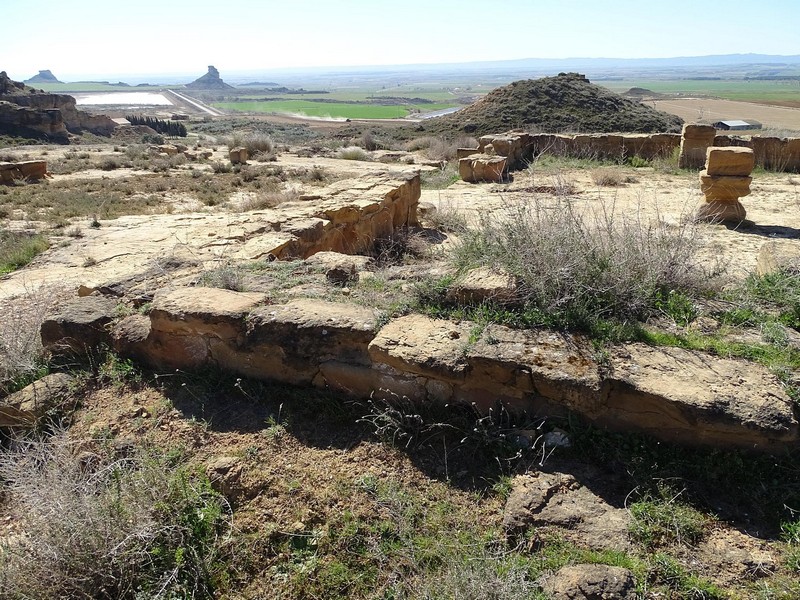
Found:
[696,200,747,223]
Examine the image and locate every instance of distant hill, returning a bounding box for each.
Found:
[238,81,280,87]
[186,65,233,90]
[24,70,61,84]
[423,73,683,136]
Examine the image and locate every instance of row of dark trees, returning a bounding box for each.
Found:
[126,115,187,137]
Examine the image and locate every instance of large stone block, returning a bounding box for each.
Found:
[603,343,799,449]
[756,240,800,276]
[705,147,755,177]
[445,267,518,306]
[369,315,472,383]
[698,171,752,201]
[459,154,507,183]
[41,295,118,354]
[679,124,717,169]
[0,373,76,427]
[696,199,747,223]
[231,299,382,384]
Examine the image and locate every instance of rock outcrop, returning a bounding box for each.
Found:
[756,240,800,276]
[697,146,754,223]
[539,564,637,600]
[186,65,234,90]
[0,373,76,427]
[503,469,632,551]
[0,71,116,139]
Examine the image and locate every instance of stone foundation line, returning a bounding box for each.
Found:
[458,125,800,182]
[38,289,799,453]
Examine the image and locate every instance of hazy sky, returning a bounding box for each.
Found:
[3,0,799,80]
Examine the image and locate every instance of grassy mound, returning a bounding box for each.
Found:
[424,73,683,137]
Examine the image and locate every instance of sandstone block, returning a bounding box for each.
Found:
[705,146,755,176]
[604,343,799,449]
[466,324,599,413]
[305,251,373,284]
[756,240,800,276]
[679,124,717,169]
[0,373,76,427]
[541,565,637,600]
[229,147,248,164]
[456,147,479,159]
[17,160,47,180]
[41,295,118,354]
[446,266,518,305]
[696,199,747,223]
[369,315,472,382]
[232,299,382,384]
[698,171,752,201]
[149,287,266,340]
[503,470,632,551]
[459,154,506,183]
[0,160,47,182]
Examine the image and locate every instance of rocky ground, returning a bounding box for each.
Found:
[1,126,799,599]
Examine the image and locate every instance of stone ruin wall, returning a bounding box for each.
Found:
[36,289,799,452]
[475,130,800,173]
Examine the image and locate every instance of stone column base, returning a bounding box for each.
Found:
[696,200,747,223]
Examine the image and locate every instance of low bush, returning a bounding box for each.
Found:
[226,132,274,158]
[446,196,718,329]
[0,285,66,395]
[591,167,624,186]
[337,146,371,161]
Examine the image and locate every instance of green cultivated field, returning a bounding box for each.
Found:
[600,79,800,105]
[213,99,456,119]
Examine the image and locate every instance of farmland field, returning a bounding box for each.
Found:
[651,97,800,132]
[213,99,456,119]
[600,78,800,106]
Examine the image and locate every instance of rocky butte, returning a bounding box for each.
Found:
[185,65,234,90]
[23,69,61,84]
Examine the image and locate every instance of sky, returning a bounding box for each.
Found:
[3,0,800,81]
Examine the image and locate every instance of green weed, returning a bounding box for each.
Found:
[0,230,49,274]
[629,486,710,549]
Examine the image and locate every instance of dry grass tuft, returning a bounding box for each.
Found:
[0,431,228,599]
[0,285,68,395]
[591,168,625,187]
